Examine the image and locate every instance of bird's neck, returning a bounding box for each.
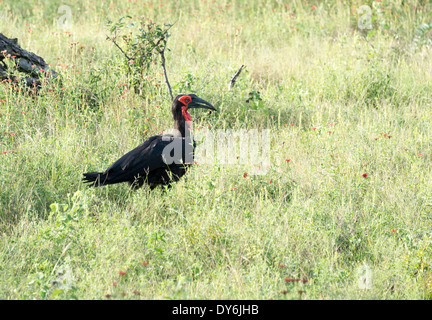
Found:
[174,118,192,138]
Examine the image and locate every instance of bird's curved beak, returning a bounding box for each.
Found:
[188,97,217,111]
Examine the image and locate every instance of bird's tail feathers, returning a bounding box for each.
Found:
[82,172,106,187]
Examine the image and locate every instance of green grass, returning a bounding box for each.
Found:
[1,0,432,299]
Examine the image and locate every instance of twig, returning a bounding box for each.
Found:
[158,42,173,101]
[109,36,135,60]
[228,64,245,90]
[157,22,177,102]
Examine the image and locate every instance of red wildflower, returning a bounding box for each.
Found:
[141,262,149,267]
[119,271,126,276]
[311,5,316,10]
[269,179,273,184]
[391,229,396,232]
[286,159,290,162]
[362,173,368,178]
[243,172,248,178]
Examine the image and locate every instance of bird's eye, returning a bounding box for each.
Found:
[185,98,190,103]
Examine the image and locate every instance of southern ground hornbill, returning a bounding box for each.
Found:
[83,94,216,190]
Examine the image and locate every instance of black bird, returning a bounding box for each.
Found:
[83,94,216,190]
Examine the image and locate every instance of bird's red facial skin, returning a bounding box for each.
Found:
[178,95,192,106]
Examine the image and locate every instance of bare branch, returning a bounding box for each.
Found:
[158,42,173,101]
[108,36,135,61]
[228,65,245,90]
[157,21,177,102]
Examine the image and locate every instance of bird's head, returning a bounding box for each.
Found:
[172,94,217,124]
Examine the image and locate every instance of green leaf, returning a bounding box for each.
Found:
[50,203,58,213]
[51,289,63,299]
[367,29,376,39]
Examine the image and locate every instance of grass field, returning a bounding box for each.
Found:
[1,0,432,300]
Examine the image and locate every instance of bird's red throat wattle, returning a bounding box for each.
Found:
[179,95,192,125]
[181,106,191,122]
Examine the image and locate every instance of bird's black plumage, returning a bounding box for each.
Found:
[83,94,216,190]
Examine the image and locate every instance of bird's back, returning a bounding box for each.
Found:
[83,134,195,189]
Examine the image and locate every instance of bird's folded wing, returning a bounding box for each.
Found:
[103,135,187,181]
